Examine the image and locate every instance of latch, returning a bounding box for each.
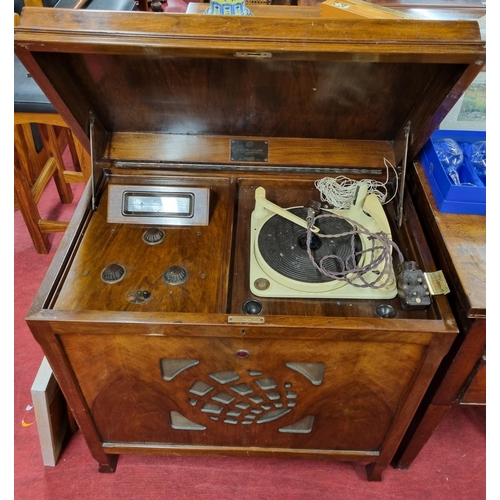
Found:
[235,52,272,59]
[396,261,449,310]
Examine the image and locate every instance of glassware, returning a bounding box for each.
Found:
[469,140,486,183]
[434,138,464,185]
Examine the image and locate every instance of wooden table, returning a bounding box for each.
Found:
[393,160,486,469]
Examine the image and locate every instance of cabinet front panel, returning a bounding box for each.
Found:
[60,334,425,451]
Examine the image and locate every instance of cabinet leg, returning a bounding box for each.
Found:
[393,404,451,470]
[365,462,384,481]
[97,454,118,473]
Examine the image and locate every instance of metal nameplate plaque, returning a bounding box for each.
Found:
[228,315,265,324]
[230,140,268,163]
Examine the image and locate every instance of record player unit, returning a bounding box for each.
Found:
[250,183,397,299]
[15,9,485,481]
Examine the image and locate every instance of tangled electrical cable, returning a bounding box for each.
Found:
[314,158,398,209]
[305,177,405,289]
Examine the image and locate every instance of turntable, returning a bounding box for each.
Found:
[250,183,398,299]
[16,8,484,481]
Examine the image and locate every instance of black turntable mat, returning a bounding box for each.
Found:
[257,207,362,283]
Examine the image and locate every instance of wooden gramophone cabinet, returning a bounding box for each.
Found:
[14,8,485,480]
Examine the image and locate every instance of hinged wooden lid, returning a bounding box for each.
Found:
[15,8,485,168]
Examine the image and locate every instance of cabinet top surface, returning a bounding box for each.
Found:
[414,162,486,315]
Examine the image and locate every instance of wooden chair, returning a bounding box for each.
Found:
[14,0,136,254]
[14,3,91,253]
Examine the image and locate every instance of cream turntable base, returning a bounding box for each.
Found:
[250,183,397,300]
[16,7,483,481]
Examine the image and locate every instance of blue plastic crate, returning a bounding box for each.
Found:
[420,130,486,215]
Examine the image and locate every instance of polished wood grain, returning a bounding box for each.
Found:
[72,0,92,8]
[393,160,486,470]
[297,0,486,19]
[15,9,485,171]
[63,334,424,448]
[54,171,450,322]
[408,162,485,317]
[419,321,485,403]
[15,9,484,53]
[190,2,485,21]
[27,169,458,480]
[106,133,395,169]
[461,355,485,404]
[398,9,485,21]
[54,177,235,313]
[369,0,484,7]
[16,7,484,480]
[48,49,459,145]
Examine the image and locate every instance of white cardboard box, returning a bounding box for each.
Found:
[31,357,74,466]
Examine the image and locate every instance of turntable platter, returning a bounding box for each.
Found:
[257,208,362,283]
[249,187,398,299]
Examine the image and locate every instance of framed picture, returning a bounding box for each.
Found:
[439,70,486,131]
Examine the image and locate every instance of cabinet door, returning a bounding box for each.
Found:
[61,333,427,452]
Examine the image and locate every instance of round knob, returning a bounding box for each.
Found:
[163,265,188,285]
[242,299,263,315]
[142,228,165,245]
[101,264,126,284]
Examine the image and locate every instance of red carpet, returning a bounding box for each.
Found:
[13,154,486,499]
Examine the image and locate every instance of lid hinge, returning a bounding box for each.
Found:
[89,111,98,211]
[396,122,411,229]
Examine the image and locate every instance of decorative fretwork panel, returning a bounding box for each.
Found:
[62,334,424,452]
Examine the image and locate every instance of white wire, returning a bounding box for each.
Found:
[314,158,398,210]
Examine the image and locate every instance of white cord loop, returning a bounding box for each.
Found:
[314,159,398,210]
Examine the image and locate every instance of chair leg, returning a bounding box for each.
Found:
[18,123,50,184]
[41,124,74,205]
[64,128,82,172]
[69,131,91,181]
[14,157,51,254]
[58,129,91,184]
[14,126,31,212]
